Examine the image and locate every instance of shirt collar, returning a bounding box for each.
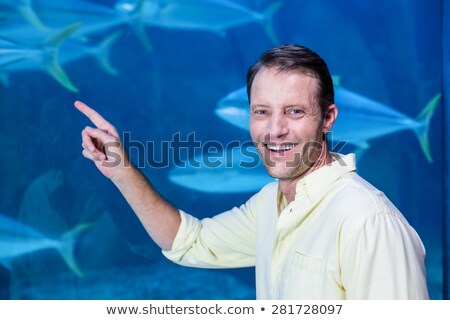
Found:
[278,153,357,211]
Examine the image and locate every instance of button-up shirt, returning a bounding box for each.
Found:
[163,153,429,299]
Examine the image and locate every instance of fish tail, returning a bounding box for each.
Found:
[95,31,123,75]
[58,223,92,277]
[414,93,441,163]
[18,0,48,31]
[43,23,82,92]
[262,1,284,44]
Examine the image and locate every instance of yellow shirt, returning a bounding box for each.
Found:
[163,153,429,299]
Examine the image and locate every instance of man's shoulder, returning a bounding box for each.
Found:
[329,171,401,219]
[245,181,278,211]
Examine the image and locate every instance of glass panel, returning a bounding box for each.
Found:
[0,0,444,299]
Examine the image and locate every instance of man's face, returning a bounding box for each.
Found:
[249,66,326,181]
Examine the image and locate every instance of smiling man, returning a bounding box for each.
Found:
[248,60,337,202]
[76,45,429,299]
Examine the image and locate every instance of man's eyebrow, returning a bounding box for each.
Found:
[250,104,269,109]
[285,104,307,108]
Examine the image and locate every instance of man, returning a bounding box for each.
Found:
[76,45,429,299]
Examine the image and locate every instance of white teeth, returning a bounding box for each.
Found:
[266,144,297,151]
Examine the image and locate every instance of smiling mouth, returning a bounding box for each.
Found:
[264,143,298,155]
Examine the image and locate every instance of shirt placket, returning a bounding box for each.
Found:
[270,182,311,298]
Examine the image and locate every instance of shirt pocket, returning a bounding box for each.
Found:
[280,250,325,299]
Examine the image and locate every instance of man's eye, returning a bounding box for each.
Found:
[254,109,267,115]
[288,109,304,115]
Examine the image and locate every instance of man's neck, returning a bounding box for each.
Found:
[279,150,333,203]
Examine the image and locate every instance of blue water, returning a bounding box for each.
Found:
[0,0,446,299]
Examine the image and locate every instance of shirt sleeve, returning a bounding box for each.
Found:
[162,194,258,269]
[340,212,429,299]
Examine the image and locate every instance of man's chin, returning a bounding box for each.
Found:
[262,161,311,181]
[264,167,296,181]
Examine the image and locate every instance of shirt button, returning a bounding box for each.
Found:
[290,208,293,213]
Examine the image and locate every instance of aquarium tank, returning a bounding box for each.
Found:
[0,0,447,299]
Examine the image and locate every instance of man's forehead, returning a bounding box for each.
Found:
[251,66,320,97]
[261,65,318,79]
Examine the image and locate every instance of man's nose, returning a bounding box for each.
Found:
[268,113,288,138]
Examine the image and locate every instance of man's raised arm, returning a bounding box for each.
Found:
[74,100,180,251]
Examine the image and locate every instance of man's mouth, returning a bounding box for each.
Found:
[264,143,298,156]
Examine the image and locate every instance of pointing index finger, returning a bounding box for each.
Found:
[74,100,116,134]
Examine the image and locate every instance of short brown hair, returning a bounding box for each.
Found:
[246,45,334,117]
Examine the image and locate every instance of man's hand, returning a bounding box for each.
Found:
[74,100,180,251]
[74,100,130,180]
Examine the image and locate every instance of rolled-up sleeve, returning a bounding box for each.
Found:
[162,194,258,269]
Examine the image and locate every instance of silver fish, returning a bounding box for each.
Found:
[169,146,274,193]
[0,214,91,276]
[0,0,48,30]
[115,0,283,43]
[0,23,81,92]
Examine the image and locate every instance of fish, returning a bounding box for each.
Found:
[215,84,441,162]
[331,86,441,162]
[31,0,127,40]
[0,214,91,276]
[58,31,123,76]
[0,0,152,51]
[0,23,81,92]
[168,146,275,193]
[0,1,133,79]
[115,0,283,43]
[34,0,153,51]
[1,24,122,75]
[0,0,48,30]
[215,86,250,131]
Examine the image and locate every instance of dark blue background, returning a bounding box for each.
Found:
[0,0,446,299]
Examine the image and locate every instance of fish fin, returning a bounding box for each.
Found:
[42,23,82,47]
[132,21,153,51]
[130,0,153,51]
[42,23,82,92]
[18,0,48,31]
[59,223,93,277]
[47,60,79,92]
[414,93,441,163]
[261,1,283,44]
[94,31,123,75]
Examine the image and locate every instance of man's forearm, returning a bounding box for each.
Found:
[111,165,181,251]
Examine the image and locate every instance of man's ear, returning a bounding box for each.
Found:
[323,104,338,134]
